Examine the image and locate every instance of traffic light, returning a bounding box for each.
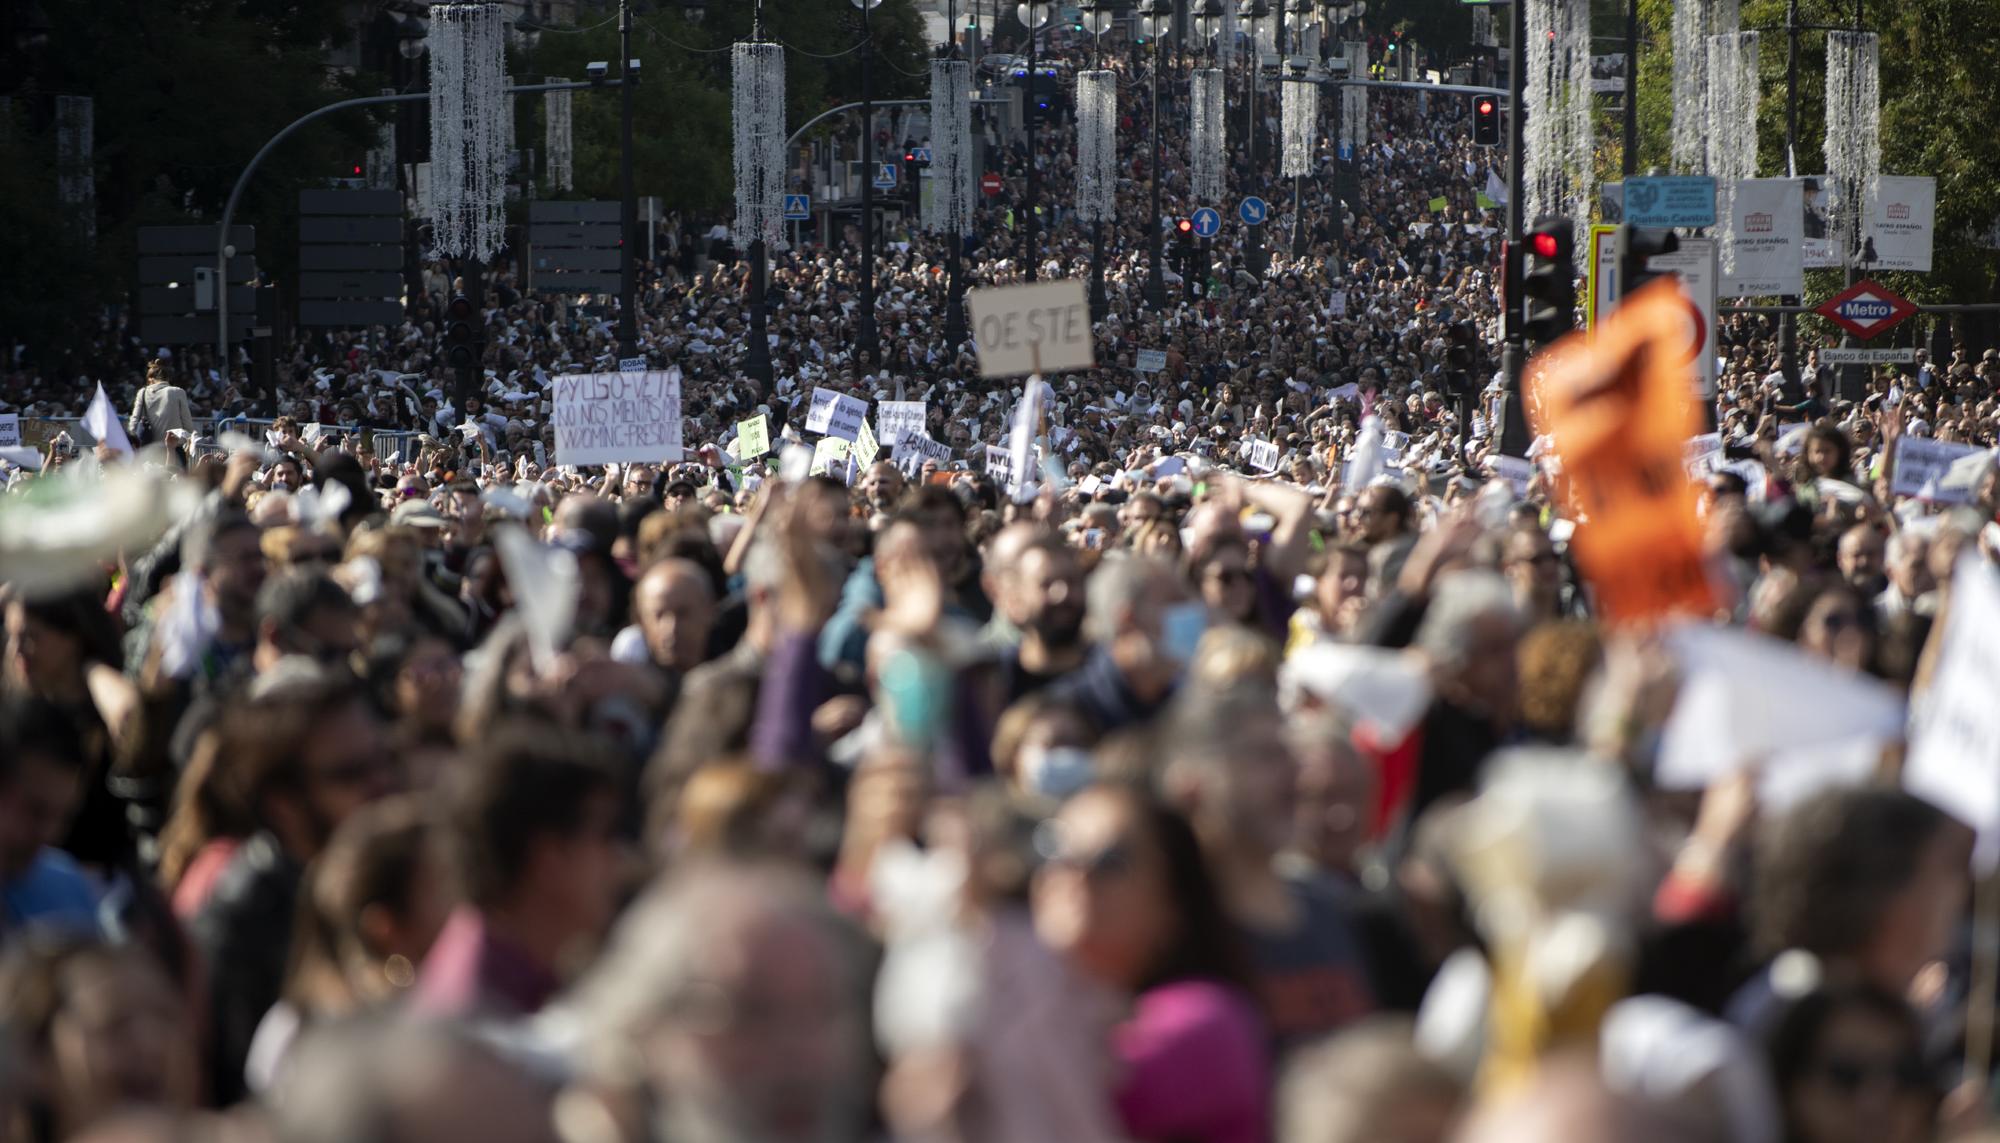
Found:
[1519,217,1576,347]
[1176,218,1196,299]
[1445,319,1480,386]
[444,294,480,370]
[1614,224,1680,302]
[1474,97,1499,146]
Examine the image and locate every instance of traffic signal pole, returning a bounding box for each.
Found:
[1497,0,1530,457]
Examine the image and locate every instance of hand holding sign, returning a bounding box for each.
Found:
[967,281,1094,379]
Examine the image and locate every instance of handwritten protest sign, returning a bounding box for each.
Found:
[1246,439,1280,472]
[853,418,880,468]
[810,436,850,477]
[1135,349,1168,373]
[736,414,771,459]
[892,433,953,474]
[967,280,1095,378]
[0,414,18,448]
[1488,455,1535,496]
[876,401,927,446]
[1683,433,1724,479]
[805,387,869,441]
[984,444,1014,486]
[551,368,684,466]
[1893,437,1986,504]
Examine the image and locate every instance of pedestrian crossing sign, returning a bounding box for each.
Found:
[783,194,811,220]
[874,163,899,190]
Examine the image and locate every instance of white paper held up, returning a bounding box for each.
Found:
[1906,556,2000,871]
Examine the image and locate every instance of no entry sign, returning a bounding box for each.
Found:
[981,171,1004,197]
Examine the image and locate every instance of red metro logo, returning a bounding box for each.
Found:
[1815,279,1918,341]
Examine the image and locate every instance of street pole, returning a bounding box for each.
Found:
[617,0,638,359]
[1024,7,1041,281]
[857,0,882,363]
[1146,30,1169,307]
[1497,0,1529,456]
[1244,8,1264,276]
[1780,0,1800,383]
[946,0,970,349]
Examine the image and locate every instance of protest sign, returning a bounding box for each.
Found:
[1721,178,1804,298]
[1527,278,1716,624]
[551,369,684,466]
[876,401,927,446]
[1683,433,1724,479]
[0,414,17,448]
[1003,382,1043,499]
[891,433,953,474]
[736,414,771,459]
[1246,439,1280,472]
[1893,437,1985,503]
[83,383,133,457]
[1077,474,1102,496]
[1488,455,1534,496]
[853,417,880,468]
[1907,557,2000,871]
[1135,349,1168,373]
[805,387,869,442]
[984,444,1014,486]
[810,437,850,477]
[1329,290,1348,317]
[967,280,1094,378]
[1427,195,1448,213]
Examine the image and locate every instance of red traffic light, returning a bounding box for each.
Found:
[1177,219,1193,232]
[904,152,915,162]
[351,164,363,175]
[1478,99,1492,114]
[1532,232,1560,258]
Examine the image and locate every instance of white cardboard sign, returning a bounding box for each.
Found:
[551,368,684,466]
[1135,349,1168,373]
[1907,557,2000,870]
[967,280,1095,378]
[876,401,928,446]
[1893,437,1985,504]
[1245,438,1280,472]
[805,387,869,442]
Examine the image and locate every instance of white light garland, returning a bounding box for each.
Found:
[732,41,788,249]
[545,79,573,193]
[1280,72,1318,179]
[1524,0,1592,246]
[925,59,976,234]
[1190,68,1226,206]
[1075,69,1118,223]
[429,2,509,260]
[1707,32,1760,276]
[1825,30,1880,267]
[1673,0,1743,175]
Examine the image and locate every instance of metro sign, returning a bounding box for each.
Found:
[1815,278,1917,341]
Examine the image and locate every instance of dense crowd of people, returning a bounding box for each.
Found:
[3,23,2000,1143]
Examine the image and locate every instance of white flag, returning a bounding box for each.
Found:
[83,382,133,456]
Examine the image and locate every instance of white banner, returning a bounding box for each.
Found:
[551,369,683,466]
[876,401,927,446]
[804,386,869,442]
[1891,437,1983,503]
[1722,178,1804,298]
[1907,557,2000,871]
[1864,175,1936,273]
[1801,175,1846,269]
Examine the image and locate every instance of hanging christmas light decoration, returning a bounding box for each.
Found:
[545,79,573,193]
[429,2,509,260]
[1075,69,1118,224]
[1824,30,1880,266]
[1191,68,1227,206]
[732,40,787,250]
[1706,32,1760,275]
[1280,69,1318,178]
[1672,0,1742,174]
[925,58,976,235]
[1524,0,1592,246]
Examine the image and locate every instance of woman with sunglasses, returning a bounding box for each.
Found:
[1761,979,1937,1143]
[1032,782,1269,1143]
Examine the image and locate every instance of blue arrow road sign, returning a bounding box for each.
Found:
[1190,207,1221,238]
[1338,141,1354,162]
[874,162,898,190]
[1239,196,1269,225]
[783,194,811,220]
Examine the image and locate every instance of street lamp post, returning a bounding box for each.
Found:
[1139,0,1171,308]
[855,0,884,365]
[1317,0,1351,261]
[616,0,640,359]
[1194,0,1224,290]
[1018,0,1053,281]
[1237,0,1270,277]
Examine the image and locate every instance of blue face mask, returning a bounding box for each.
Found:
[1160,601,1211,665]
